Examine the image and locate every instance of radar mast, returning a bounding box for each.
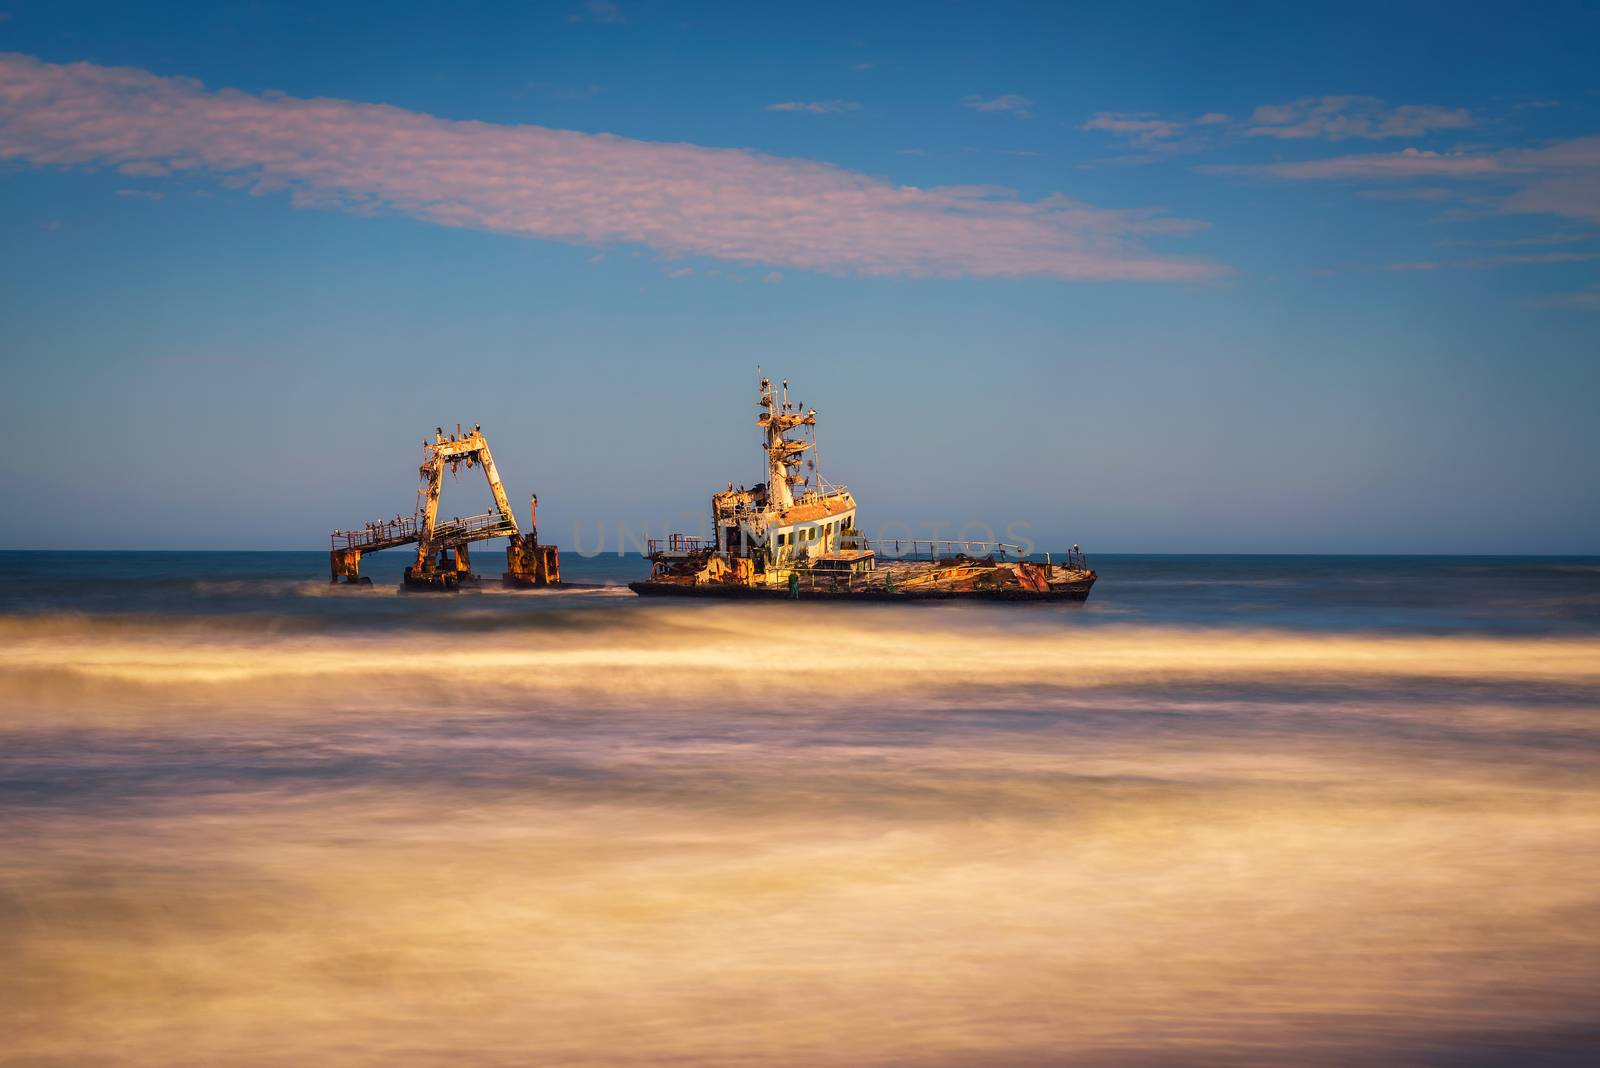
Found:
[757,375,816,512]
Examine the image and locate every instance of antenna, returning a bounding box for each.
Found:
[812,408,820,492]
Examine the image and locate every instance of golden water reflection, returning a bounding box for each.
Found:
[3,606,1597,1065]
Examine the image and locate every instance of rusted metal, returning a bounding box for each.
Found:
[326,426,560,591]
[630,376,1097,603]
[504,495,561,587]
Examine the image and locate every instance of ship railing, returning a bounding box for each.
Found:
[1050,548,1091,571]
[838,537,1030,560]
[333,511,518,552]
[331,515,420,551]
[429,511,519,543]
[646,533,712,557]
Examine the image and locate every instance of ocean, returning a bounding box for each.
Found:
[2,551,1598,1066]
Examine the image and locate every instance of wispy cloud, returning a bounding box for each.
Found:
[963,94,1034,119]
[1202,137,1600,226]
[1459,251,1600,268]
[1203,148,1499,180]
[114,188,164,200]
[1357,186,1458,201]
[1081,97,1472,153]
[1532,282,1600,308]
[1440,232,1593,248]
[0,53,1220,281]
[569,0,623,24]
[527,81,605,101]
[765,100,860,114]
[1246,96,1473,140]
[1382,250,1599,272]
[117,160,173,177]
[1080,113,1185,146]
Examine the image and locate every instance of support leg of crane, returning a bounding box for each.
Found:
[454,544,484,587]
[328,549,373,585]
[401,565,461,592]
[401,547,480,591]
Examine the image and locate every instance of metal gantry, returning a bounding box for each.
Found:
[328,424,558,591]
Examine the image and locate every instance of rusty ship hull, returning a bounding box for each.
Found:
[628,576,1095,601]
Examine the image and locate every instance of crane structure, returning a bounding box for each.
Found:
[328,424,559,591]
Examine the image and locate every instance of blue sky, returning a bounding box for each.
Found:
[1,0,1597,553]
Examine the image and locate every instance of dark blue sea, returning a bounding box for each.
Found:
[3,550,1598,633]
[2,550,1597,1066]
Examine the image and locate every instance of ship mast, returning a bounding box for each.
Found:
[757,375,815,513]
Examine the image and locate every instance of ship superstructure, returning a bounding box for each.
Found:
[707,376,858,568]
[631,376,1096,601]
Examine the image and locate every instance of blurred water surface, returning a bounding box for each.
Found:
[2,551,1598,1066]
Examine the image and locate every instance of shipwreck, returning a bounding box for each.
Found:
[629,377,1096,601]
[328,424,559,591]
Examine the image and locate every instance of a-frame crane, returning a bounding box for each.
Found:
[328,424,559,591]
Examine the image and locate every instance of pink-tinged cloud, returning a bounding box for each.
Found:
[0,54,1219,282]
[765,100,860,114]
[1080,113,1186,146]
[1534,282,1600,309]
[572,0,624,24]
[1246,96,1473,141]
[1499,137,1600,225]
[1459,251,1600,268]
[1356,186,1458,201]
[962,94,1035,118]
[1200,135,1600,226]
[1442,232,1594,248]
[1203,148,1502,180]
